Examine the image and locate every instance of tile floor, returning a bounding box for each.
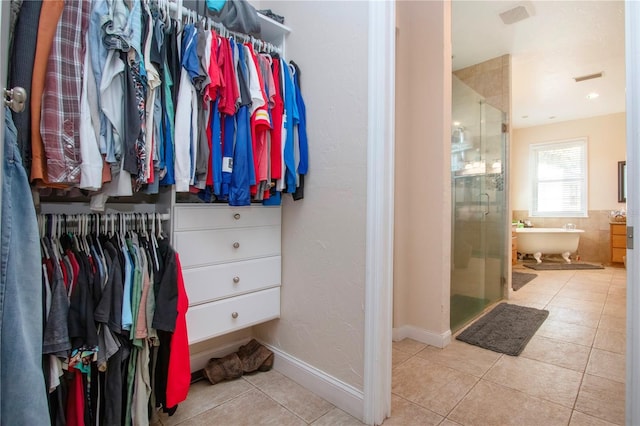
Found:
[155,265,627,425]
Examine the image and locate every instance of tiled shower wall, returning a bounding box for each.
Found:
[453,54,510,115]
[512,210,619,265]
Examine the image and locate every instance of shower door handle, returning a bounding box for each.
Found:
[481,193,490,216]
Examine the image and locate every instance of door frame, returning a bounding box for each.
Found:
[363,0,395,424]
[625,2,639,424]
[0,0,9,223]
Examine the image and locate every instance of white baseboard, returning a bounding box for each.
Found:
[392,325,451,348]
[263,343,365,422]
[189,339,365,421]
[189,337,252,372]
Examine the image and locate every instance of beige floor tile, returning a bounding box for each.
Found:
[393,338,427,355]
[536,319,597,346]
[311,408,365,426]
[483,356,583,408]
[547,296,604,314]
[505,299,547,310]
[594,328,626,354]
[547,306,601,328]
[607,286,627,299]
[510,290,555,306]
[598,314,626,331]
[610,277,626,288]
[556,289,608,303]
[380,395,443,426]
[160,378,253,426]
[440,420,463,426]
[392,348,412,368]
[569,410,619,426]
[391,356,478,417]
[586,349,626,383]
[181,388,306,426]
[521,335,591,372]
[575,374,626,425]
[414,341,501,377]
[563,281,609,295]
[243,369,334,423]
[603,300,626,319]
[448,380,572,426]
[519,279,566,294]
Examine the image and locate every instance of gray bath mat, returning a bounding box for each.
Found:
[512,271,538,291]
[456,303,549,356]
[524,262,604,271]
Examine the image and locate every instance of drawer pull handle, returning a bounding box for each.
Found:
[234,213,241,220]
[233,276,240,283]
[233,242,240,249]
[231,312,239,319]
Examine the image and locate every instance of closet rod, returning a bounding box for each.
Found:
[38,213,171,222]
[167,0,281,54]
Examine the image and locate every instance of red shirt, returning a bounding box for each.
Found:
[166,254,191,408]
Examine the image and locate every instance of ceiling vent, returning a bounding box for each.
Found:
[573,72,604,82]
[499,4,533,25]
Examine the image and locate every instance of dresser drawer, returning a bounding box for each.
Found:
[186,287,280,344]
[174,225,281,268]
[611,224,627,235]
[612,234,626,248]
[174,205,281,231]
[184,256,281,305]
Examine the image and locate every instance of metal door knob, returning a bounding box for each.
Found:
[3,87,27,113]
[233,242,240,248]
[233,276,240,283]
[231,312,239,319]
[234,213,241,220]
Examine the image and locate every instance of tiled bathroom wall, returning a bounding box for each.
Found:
[512,210,618,265]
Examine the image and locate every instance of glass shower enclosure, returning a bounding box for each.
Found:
[450,76,507,332]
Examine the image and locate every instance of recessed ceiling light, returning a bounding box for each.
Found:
[453,121,461,126]
[549,116,556,120]
[586,92,600,99]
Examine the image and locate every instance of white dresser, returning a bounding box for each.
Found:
[173,205,282,344]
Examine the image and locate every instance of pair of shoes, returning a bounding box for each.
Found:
[203,353,243,385]
[237,339,274,373]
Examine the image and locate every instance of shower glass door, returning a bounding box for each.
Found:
[450,76,506,332]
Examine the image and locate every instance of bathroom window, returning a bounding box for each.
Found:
[529,138,588,217]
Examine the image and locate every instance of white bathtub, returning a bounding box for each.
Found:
[515,227,585,263]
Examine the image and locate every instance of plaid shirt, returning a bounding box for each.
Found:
[40,1,90,183]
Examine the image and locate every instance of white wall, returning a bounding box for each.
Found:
[394,1,452,344]
[254,1,369,391]
[512,112,627,212]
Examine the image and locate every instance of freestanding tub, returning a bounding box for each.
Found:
[515,227,585,263]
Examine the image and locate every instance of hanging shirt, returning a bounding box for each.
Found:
[79,32,104,190]
[217,37,239,116]
[269,56,284,182]
[30,0,65,186]
[174,25,199,192]
[290,61,309,200]
[165,254,190,409]
[40,1,90,184]
[229,39,255,206]
[89,0,109,156]
[280,58,299,193]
